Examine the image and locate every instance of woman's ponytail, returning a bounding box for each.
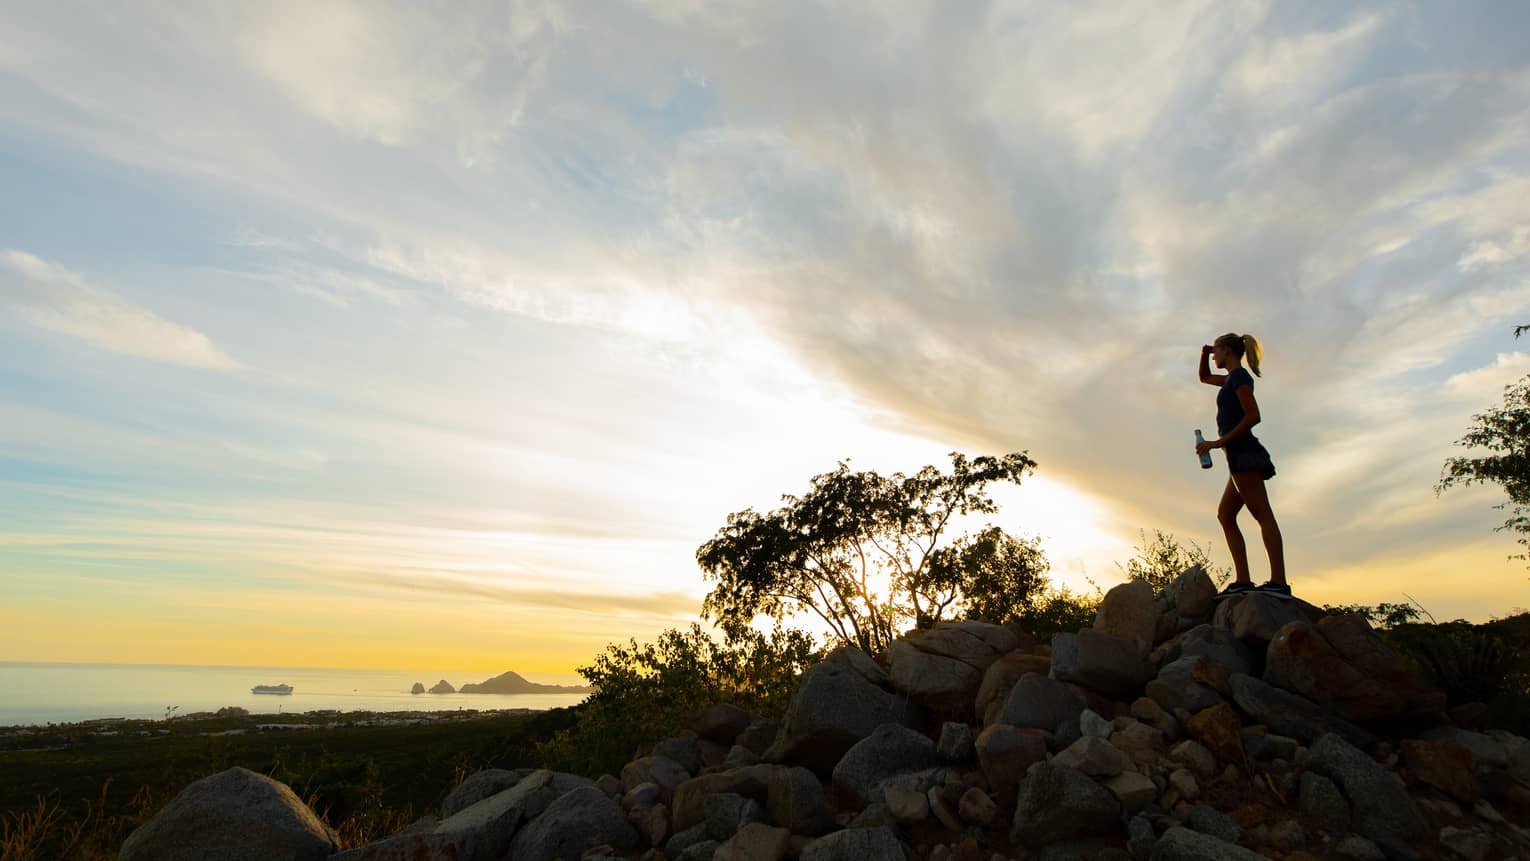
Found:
[1243,334,1263,377]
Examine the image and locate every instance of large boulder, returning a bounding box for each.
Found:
[1311,615,1444,717]
[622,755,691,798]
[975,724,1049,797]
[1050,629,1151,699]
[766,663,922,770]
[1175,625,1255,676]
[900,620,1022,670]
[506,786,636,861]
[1264,622,1409,723]
[1146,657,1224,715]
[886,640,982,709]
[328,833,467,861]
[999,672,1087,733]
[1304,733,1427,848]
[1094,579,1158,651]
[1149,825,1268,860]
[689,704,755,745]
[825,645,890,688]
[715,822,792,861]
[440,768,533,818]
[653,734,705,774]
[119,767,339,861]
[975,652,1051,726]
[1010,762,1120,846]
[671,765,776,833]
[799,826,906,860]
[831,723,938,807]
[1229,674,1374,748]
[1212,592,1317,646]
[1167,566,1217,619]
[431,769,571,859]
[767,766,835,836]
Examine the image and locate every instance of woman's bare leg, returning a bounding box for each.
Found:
[1217,477,1251,584]
[1232,471,1285,584]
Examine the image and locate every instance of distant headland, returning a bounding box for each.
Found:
[410,671,593,695]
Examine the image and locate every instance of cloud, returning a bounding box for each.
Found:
[4,0,1530,637]
[1,250,240,370]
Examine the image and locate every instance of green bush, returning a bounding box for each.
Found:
[1017,586,1102,644]
[1379,611,1530,735]
[537,624,822,777]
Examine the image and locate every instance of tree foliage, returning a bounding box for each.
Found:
[1437,375,1530,565]
[938,526,1050,627]
[1116,529,1231,591]
[695,452,1038,655]
[537,623,820,777]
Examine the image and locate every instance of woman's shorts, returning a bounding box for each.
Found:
[1224,436,1276,480]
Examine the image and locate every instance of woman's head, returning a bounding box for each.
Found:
[1214,333,1263,376]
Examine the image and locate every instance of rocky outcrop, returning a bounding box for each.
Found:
[124,572,1530,861]
[459,670,595,694]
[427,679,455,694]
[410,682,426,695]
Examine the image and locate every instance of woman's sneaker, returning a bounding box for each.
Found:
[1256,582,1294,600]
[1213,581,1255,600]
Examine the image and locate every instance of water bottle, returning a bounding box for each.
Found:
[1194,429,1213,469]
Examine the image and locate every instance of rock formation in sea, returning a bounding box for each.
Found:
[458,671,595,695]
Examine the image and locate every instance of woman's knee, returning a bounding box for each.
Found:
[1217,505,1240,527]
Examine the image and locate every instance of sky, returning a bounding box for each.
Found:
[3,1,1530,675]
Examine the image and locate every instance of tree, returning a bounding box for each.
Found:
[1437,375,1530,565]
[696,451,1039,655]
[937,526,1051,626]
[1116,529,1231,591]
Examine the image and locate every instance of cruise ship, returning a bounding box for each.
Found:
[251,684,294,695]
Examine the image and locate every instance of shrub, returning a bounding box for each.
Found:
[537,624,821,777]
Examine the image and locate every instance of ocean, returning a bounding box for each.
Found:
[0,662,591,726]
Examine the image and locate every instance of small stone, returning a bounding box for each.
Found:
[1167,769,1198,800]
[884,785,929,825]
[1186,803,1240,843]
[1402,738,1478,803]
[1185,702,1245,766]
[1080,709,1113,738]
[927,786,963,831]
[1110,721,1164,762]
[1104,771,1156,812]
[1438,826,1493,861]
[596,774,623,797]
[958,787,998,824]
[1168,740,1216,778]
[714,822,791,861]
[1053,735,1133,777]
[1333,835,1385,861]
[1128,814,1156,860]
[1150,826,1267,860]
[1265,819,1306,851]
[1298,771,1348,835]
[938,722,976,761]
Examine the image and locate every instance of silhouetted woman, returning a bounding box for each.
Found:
[1196,333,1289,598]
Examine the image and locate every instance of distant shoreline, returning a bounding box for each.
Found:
[0,705,570,735]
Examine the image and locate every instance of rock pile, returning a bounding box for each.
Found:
[121,566,1530,860]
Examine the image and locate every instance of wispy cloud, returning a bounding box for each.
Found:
[2,250,239,370]
[3,2,1530,667]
